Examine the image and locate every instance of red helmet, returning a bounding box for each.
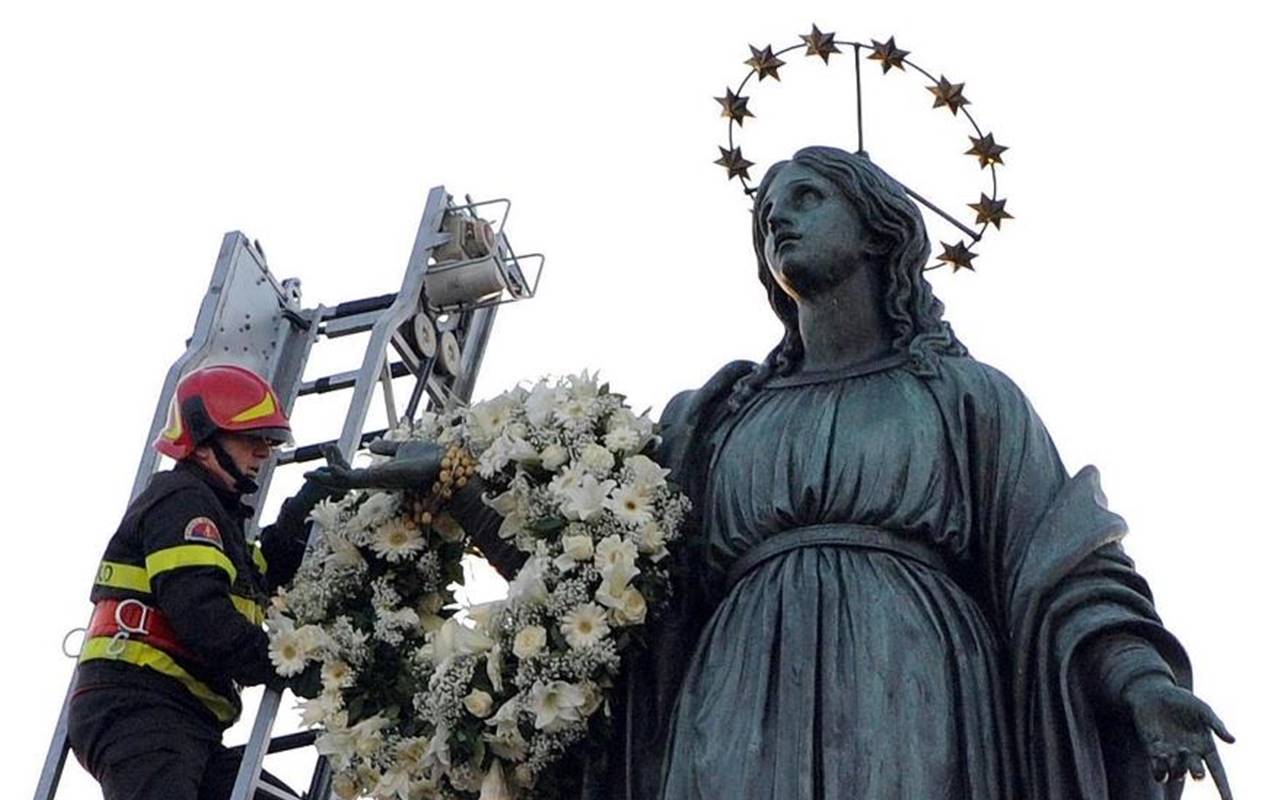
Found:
[154,364,293,460]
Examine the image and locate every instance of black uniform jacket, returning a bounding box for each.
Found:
[76,461,310,728]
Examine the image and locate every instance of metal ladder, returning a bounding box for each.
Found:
[34,185,543,800]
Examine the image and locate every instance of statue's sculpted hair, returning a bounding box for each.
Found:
[728,146,967,412]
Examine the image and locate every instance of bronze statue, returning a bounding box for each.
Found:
[314,146,1234,799]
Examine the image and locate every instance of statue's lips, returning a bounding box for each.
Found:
[774,233,801,250]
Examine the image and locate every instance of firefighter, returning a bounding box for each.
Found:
[67,364,335,800]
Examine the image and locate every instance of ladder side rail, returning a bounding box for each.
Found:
[230,186,452,800]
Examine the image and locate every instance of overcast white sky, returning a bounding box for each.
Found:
[3,2,1276,798]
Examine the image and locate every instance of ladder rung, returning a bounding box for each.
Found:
[320,309,385,338]
[227,730,318,756]
[277,429,389,465]
[324,293,398,319]
[299,361,413,396]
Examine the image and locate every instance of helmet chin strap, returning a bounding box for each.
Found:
[209,438,260,496]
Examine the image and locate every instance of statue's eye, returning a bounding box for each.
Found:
[795,186,822,207]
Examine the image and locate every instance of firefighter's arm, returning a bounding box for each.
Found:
[141,489,278,687]
[256,477,335,591]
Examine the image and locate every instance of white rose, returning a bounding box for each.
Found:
[616,587,648,625]
[513,625,547,659]
[464,689,494,718]
[563,534,594,561]
[540,443,569,471]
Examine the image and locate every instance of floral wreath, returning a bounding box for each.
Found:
[267,371,689,799]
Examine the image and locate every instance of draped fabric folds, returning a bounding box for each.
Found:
[582,356,1187,800]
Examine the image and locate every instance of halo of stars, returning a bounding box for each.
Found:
[716,25,1011,273]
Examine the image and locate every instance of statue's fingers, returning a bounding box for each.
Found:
[1204,749,1233,800]
[1151,754,1170,783]
[1168,748,1193,782]
[1187,753,1206,781]
[368,438,400,457]
[322,444,351,469]
[1205,708,1234,744]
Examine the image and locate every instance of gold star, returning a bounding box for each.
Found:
[965,133,1008,168]
[968,195,1013,229]
[714,88,754,127]
[867,37,910,73]
[800,24,841,64]
[928,76,970,114]
[745,44,785,81]
[937,240,978,272]
[715,146,754,181]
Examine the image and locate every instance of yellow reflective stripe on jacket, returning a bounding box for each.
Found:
[251,543,268,575]
[95,560,151,593]
[230,594,265,626]
[145,545,237,583]
[78,636,237,723]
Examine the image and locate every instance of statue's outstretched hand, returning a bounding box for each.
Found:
[1123,674,1234,799]
[303,441,444,493]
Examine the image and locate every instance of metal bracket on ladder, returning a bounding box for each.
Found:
[34,186,542,800]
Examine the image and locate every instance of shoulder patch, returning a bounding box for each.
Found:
[184,516,224,549]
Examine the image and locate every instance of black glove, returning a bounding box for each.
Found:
[303,441,444,493]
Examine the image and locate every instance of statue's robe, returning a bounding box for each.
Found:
[583,355,1190,800]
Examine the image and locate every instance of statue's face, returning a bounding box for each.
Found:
[760,162,868,302]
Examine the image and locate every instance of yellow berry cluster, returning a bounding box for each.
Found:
[432,444,477,501]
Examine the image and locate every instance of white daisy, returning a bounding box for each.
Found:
[369,517,425,562]
[321,659,355,690]
[605,483,655,526]
[268,629,308,676]
[559,603,610,650]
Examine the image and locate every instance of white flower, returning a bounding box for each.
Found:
[323,530,364,569]
[623,454,670,492]
[484,697,528,759]
[484,489,528,540]
[605,483,655,526]
[565,369,601,400]
[479,759,513,800]
[560,473,617,523]
[369,516,425,562]
[485,644,505,692]
[507,557,548,606]
[315,712,356,769]
[268,629,308,676]
[539,443,569,471]
[579,443,615,475]
[635,520,670,560]
[512,625,547,660]
[464,689,494,718]
[553,533,595,572]
[605,586,647,625]
[332,772,360,800]
[296,689,342,727]
[321,659,355,690]
[307,497,349,530]
[431,618,495,664]
[354,491,400,529]
[529,679,587,730]
[373,767,412,799]
[594,534,639,574]
[351,714,387,758]
[560,603,610,650]
[425,724,452,770]
[524,381,562,427]
[467,395,517,445]
[603,426,641,453]
[553,395,593,426]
